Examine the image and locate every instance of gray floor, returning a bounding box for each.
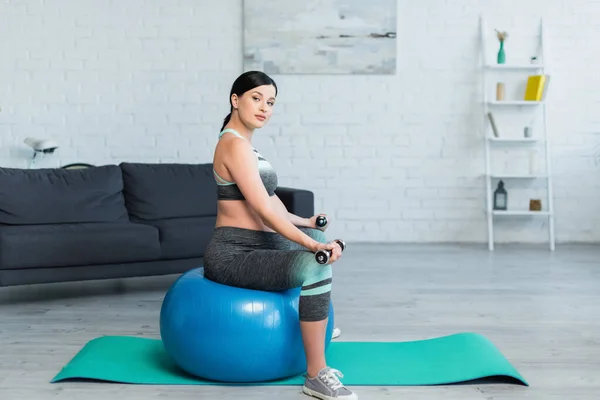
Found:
[1,243,599,399]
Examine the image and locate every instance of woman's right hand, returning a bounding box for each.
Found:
[312,241,343,264]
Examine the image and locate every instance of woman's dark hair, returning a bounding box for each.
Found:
[220,71,278,132]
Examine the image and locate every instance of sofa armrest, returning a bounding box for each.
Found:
[275,187,314,218]
[0,225,4,275]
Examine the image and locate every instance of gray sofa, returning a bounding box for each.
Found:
[0,163,314,287]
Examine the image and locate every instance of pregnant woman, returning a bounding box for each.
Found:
[203,70,356,400]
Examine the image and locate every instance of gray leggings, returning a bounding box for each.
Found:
[203,226,331,322]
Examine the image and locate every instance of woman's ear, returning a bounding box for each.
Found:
[231,94,239,109]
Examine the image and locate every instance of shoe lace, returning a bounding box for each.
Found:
[320,368,345,391]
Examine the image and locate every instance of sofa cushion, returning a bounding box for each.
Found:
[0,222,160,269]
[120,163,217,220]
[0,165,129,225]
[135,216,216,259]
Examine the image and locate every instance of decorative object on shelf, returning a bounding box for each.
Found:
[496,82,505,100]
[529,199,542,211]
[530,56,540,64]
[495,29,508,64]
[493,180,508,210]
[524,126,532,138]
[529,148,539,174]
[487,112,500,137]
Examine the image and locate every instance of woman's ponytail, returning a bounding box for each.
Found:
[220,112,232,132]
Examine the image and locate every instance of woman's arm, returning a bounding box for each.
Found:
[224,139,329,252]
[288,212,312,228]
[271,194,314,227]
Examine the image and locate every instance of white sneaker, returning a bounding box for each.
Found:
[332,327,341,339]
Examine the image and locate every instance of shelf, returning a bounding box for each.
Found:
[487,100,544,106]
[491,210,552,216]
[485,63,544,70]
[489,174,548,179]
[488,137,542,143]
[480,15,555,251]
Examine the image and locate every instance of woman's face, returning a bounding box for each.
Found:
[232,84,277,129]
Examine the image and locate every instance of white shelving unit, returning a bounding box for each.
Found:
[479,16,555,251]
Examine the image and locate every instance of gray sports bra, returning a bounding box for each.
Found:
[213,128,278,200]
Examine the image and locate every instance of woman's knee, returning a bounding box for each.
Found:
[313,229,327,244]
[302,263,332,288]
[298,263,332,322]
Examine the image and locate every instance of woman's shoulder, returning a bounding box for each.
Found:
[216,134,254,161]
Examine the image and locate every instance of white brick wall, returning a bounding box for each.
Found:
[1,0,600,245]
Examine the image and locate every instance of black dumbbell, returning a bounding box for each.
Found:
[315,239,346,264]
[316,215,327,228]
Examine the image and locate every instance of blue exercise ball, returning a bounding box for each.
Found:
[159,267,335,383]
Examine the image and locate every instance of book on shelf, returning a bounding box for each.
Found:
[487,112,500,137]
[524,74,551,101]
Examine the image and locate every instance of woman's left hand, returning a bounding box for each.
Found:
[309,213,329,231]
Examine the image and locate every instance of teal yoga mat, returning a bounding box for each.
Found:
[51,333,527,386]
